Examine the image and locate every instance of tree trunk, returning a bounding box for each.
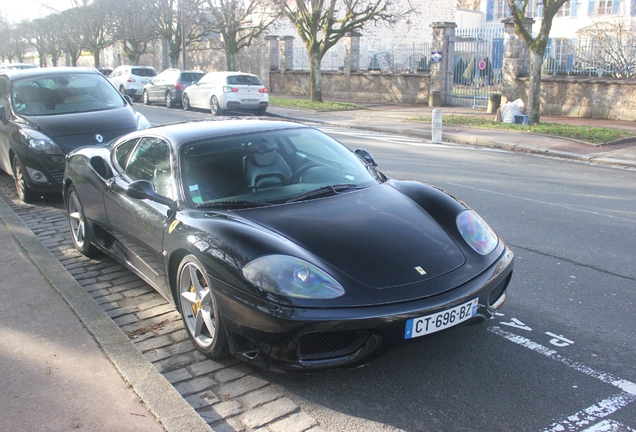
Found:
[309,53,323,103]
[527,50,543,125]
[93,49,101,68]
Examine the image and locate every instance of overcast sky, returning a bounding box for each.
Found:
[2,0,75,23]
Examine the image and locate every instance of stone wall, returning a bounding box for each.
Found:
[269,70,430,104]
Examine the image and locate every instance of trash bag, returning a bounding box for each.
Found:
[500,99,525,123]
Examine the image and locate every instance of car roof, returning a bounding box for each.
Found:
[123,119,307,150]
[0,67,104,80]
[203,71,259,77]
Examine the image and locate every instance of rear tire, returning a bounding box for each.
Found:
[210,96,225,116]
[165,91,174,108]
[143,90,151,105]
[12,155,38,203]
[182,94,192,111]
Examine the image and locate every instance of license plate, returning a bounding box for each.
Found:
[242,98,259,103]
[404,298,478,339]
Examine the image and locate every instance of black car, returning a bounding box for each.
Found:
[142,69,205,108]
[0,67,150,202]
[63,119,514,372]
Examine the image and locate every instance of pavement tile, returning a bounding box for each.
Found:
[216,375,269,400]
[240,397,299,429]
[268,412,319,432]
[173,376,217,396]
[242,386,284,409]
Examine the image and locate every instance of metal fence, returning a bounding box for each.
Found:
[449,27,505,108]
[539,37,636,78]
[292,42,431,73]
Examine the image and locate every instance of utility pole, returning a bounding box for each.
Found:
[180,0,187,69]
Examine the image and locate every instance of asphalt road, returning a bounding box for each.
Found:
[53,104,636,431]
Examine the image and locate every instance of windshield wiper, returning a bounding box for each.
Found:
[286,183,361,203]
[196,200,269,209]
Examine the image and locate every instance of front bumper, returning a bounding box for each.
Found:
[17,152,65,194]
[215,246,514,372]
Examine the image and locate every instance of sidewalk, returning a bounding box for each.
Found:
[266,101,636,169]
[0,198,211,432]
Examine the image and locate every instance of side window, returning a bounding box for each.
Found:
[125,137,172,197]
[114,138,139,170]
[0,77,9,112]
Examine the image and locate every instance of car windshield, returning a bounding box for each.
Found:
[132,68,157,77]
[181,127,383,207]
[11,72,126,116]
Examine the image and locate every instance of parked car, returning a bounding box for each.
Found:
[0,63,37,70]
[108,65,157,101]
[142,69,205,108]
[0,67,150,202]
[96,68,113,77]
[182,71,268,116]
[63,118,514,372]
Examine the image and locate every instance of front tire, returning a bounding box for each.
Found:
[210,96,225,116]
[165,91,174,108]
[12,155,38,203]
[176,255,228,358]
[182,93,192,111]
[66,185,99,257]
[143,90,151,105]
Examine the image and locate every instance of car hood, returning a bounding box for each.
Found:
[235,184,465,289]
[20,107,138,153]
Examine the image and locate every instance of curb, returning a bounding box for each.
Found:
[0,198,213,432]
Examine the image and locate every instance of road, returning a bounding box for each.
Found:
[4,103,635,432]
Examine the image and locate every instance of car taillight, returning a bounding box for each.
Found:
[175,82,184,91]
[223,85,239,93]
[127,78,136,82]
[258,88,268,93]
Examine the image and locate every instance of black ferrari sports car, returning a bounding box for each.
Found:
[63,119,514,372]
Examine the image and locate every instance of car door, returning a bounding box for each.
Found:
[104,136,174,296]
[189,73,215,108]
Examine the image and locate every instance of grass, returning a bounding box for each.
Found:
[408,115,635,145]
[269,97,365,112]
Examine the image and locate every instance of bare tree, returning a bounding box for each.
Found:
[578,18,636,78]
[506,0,569,124]
[155,0,209,68]
[203,0,279,71]
[3,22,31,63]
[272,0,412,102]
[59,8,85,66]
[26,18,51,67]
[111,0,160,65]
[78,0,117,68]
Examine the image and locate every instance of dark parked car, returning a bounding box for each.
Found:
[97,68,113,77]
[63,119,514,372]
[0,67,150,202]
[143,69,205,108]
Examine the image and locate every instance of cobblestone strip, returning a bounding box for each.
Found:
[0,175,325,432]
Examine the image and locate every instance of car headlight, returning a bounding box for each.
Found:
[136,112,150,130]
[456,210,498,255]
[20,129,63,155]
[242,255,345,299]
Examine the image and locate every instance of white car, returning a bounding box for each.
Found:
[108,65,157,101]
[182,71,269,116]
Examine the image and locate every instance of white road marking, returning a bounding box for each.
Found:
[489,326,636,395]
[489,326,636,431]
[318,127,452,148]
[543,393,636,432]
[581,419,636,432]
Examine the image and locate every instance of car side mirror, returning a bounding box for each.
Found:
[355,149,378,167]
[123,95,133,106]
[0,106,7,125]
[126,180,176,212]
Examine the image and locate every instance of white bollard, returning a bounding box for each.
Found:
[432,109,442,144]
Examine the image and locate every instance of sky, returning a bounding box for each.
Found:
[2,0,75,23]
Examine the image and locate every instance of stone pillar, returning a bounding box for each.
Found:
[501,18,533,102]
[429,22,456,106]
[261,35,279,91]
[278,36,294,72]
[343,32,362,74]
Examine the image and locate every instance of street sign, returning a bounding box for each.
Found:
[478,60,487,70]
[431,51,443,62]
